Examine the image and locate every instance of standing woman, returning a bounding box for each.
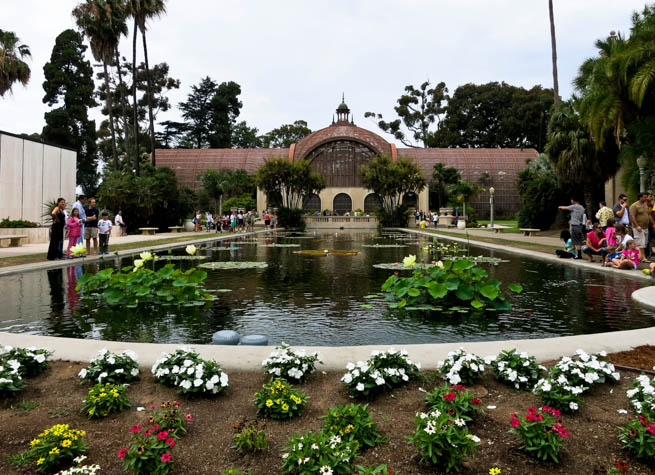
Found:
[47,198,66,260]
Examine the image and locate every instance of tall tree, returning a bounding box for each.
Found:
[0,29,31,97]
[156,120,187,148]
[208,80,242,148]
[255,158,325,209]
[366,81,448,147]
[73,0,128,169]
[179,76,218,148]
[261,120,312,148]
[127,0,167,167]
[431,82,553,150]
[549,0,560,108]
[232,121,262,148]
[41,29,99,195]
[430,163,460,211]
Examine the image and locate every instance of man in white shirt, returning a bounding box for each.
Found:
[114,210,127,236]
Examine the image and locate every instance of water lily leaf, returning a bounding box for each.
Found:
[360,304,373,309]
[199,261,269,270]
[452,259,475,271]
[258,243,301,248]
[407,288,421,297]
[455,283,474,300]
[470,299,484,309]
[160,255,209,261]
[427,282,448,299]
[508,283,523,293]
[479,284,500,301]
[363,294,379,299]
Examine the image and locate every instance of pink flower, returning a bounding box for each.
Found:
[174,401,182,406]
[152,424,160,431]
[166,437,176,447]
[558,428,569,438]
[534,413,543,422]
[443,392,456,402]
[118,448,127,459]
[471,398,481,406]
[149,403,156,409]
[157,430,169,441]
[511,418,520,428]
[161,452,172,463]
[129,425,141,433]
[143,429,153,437]
[185,413,193,422]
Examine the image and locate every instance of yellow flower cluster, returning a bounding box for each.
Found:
[290,394,302,405]
[88,383,121,402]
[37,424,85,441]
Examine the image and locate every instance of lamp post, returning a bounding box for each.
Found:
[489,187,495,229]
[637,155,648,193]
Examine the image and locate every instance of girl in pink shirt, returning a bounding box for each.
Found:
[611,239,639,269]
[604,217,618,246]
[66,208,82,257]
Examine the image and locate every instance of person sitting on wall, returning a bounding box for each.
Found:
[611,239,639,269]
[114,210,127,236]
[556,229,577,259]
[582,223,607,262]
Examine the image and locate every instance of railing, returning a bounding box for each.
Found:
[303,216,379,228]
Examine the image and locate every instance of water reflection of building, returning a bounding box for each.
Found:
[157,100,537,217]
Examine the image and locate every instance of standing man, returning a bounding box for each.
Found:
[72,195,87,245]
[84,197,99,255]
[114,210,127,236]
[629,192,653,262]
[595,201,614,231]
[613,193,630,228]
[558,197,585,259]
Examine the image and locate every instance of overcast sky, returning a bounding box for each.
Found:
[0,0,649,144]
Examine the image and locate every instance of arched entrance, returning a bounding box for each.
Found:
[302,194,321,213]
[364,193,382,214]
[333,193,352,215]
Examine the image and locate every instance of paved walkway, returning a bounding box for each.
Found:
[412,226,562,247]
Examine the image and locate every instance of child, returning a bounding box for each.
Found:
[611,239,639,269]
[555,229,577,258]
[66,207,83,257]
[98,212,112,255]
[601,217,618,264]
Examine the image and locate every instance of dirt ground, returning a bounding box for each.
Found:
[1,347,654,474]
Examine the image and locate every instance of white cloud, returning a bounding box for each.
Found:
[0,0,647,143]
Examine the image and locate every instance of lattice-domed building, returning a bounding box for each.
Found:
[156,99,537,218]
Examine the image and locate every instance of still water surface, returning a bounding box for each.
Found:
[0,231,652,346]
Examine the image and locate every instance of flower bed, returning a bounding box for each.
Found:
[0,349,653,474]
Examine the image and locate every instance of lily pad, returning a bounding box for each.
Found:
[373,263,437,270]
[199,261,269,270]
[293,249,358,257]
[160,255,209,261]
[258,243,301,248]
[283,236,319,239]
[362,244,409,248]
[205,247,241,251]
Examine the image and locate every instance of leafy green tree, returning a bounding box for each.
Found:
[232,121,262,148]
[98,164,192,230]
[261,120,312,148]
[430,163,460,211]
[360,155,426,220]
[179,76,217,148]
[156,120,187,148]
[448,179,482,221]
[545,100,619,214]
[41,29,99,195]
[73,0,128,168]
[431,82,553,150]
[255,158,325,209]
[365,81,448,147]
[517,154,567,229]
[199,168,254,215]
[208,80,242,148]
[222,194,257,212]
[0,29,31,97]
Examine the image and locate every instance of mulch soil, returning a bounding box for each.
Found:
[1,347,654,475]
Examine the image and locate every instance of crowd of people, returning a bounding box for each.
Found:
[192,209,274,233]
[557,192,655,271]
[47,195,125,261]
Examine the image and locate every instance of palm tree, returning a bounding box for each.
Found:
[548,0,560,108]
[431,162,460,211]
[73,0,128,169]
[0,29,31,97]
[127,0,167,169]
[625,5,655,115]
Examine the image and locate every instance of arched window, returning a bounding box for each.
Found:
[333,193,352,214]
[305,140,377,187]
[364,193,382,213]
[302,194,321,213]
[402,192,417,209]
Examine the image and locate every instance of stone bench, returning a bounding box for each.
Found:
[520,228,541,237]
[0,234,27,247]
[168,226,184,233]
[138,227,158,235]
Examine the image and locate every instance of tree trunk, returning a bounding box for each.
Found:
[132,19,139,176]
[549,0,561,108]
[114,49,131,171]
[142,29,156,166]
[103,62,118,169]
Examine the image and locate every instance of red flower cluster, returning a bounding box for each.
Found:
[471,398,481,407]
[161,452,172,463]
[449,384,467,391]
[118,447,127,458]
[614,460,629,472]
[443,392,456,402]
[510,407,568,438]
[551,422,569,438]
[637,415,655,435]
[129,424,142,433]
[523,407,543,422]
[541,405,561,418]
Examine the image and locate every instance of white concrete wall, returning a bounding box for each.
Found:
[0,132,76,224]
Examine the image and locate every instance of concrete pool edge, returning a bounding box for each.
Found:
[1,327,653,371]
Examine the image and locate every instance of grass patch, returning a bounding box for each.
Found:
[14,401,39,411]
[476,219,520,233]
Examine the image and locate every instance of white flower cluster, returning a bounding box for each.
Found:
[78,349,139,384]
[0,345,51,377]
[0,345,48,364]
[261,343,322,382]
[437,348,486,385]
[416,409,480,443]
[281,432,353,472]
[152,348,228,395]
[626,374,655,415]
[55,456,100,475]
[340,348,420,397]
[491,349,542,390]
[0,358,23,392]
[550,350,620,387]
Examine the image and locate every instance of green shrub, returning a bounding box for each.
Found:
[516,155,567,229]
[281,431,356,474]
[151,348,229,396]
[491,349,543,391]
[321,403,383,450]
[0,218,38,228]
[78,349,139,385]
[231,421,267,453]
[83,383,130,418]
[509,406,567,462]
[11,424,87,473]
[277,206,305,229]
[254,378,307,419]
[0,346,51,377]
[425,383,482,421]
[618,414,655,461]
